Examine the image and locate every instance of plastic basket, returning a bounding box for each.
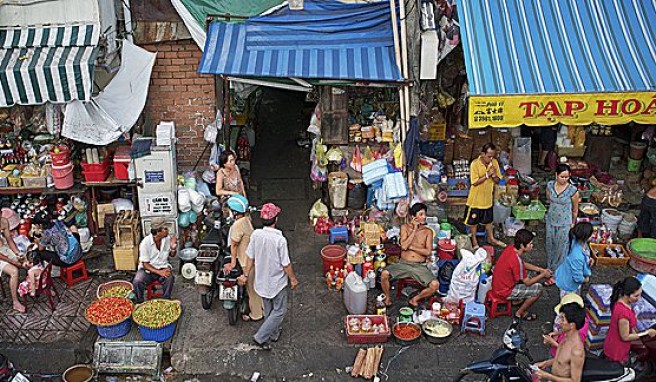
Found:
[97,317,132,339]
[138,322,177,342]
[344,315,390,344]
[97,280,134,299]
[511,201,546,220]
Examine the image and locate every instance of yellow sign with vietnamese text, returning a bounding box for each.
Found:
[469,92,656,129]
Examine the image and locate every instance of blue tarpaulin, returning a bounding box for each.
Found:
[459,0,656,96]
[198,0,403,82]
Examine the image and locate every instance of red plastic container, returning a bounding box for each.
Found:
[81,153,112,173]
[52,163,74,189]
[438,239,456,260]
[344,315,390,344]
[50,145,70,166]
[113,146,131,180]
[83,168,110,182]
[321,245,346,274]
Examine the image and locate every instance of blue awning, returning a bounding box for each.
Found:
[459,0,656,96]
[198,0,403,82]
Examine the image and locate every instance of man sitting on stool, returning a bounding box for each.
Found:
[381,203,439,308]
[133,218,177,303]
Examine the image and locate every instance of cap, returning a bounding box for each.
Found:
[260,203,281,220]
[150,217,167,231]
[554,293,584,314]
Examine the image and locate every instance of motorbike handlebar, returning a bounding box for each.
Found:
[521,348,534,363]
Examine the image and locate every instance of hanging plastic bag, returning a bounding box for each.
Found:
[395,197,410,218]
[350,145,363,172]
[361,146,375,166]
[415,176,436,202]
[204,110,222,143]
[326,146,343,162]
[315,139,328,166]
[393,143,404,170]
[177,188,192,212]
[310,162,328,182]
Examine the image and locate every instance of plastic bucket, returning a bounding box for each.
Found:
[438,239,456,260]
[50,146,71,166]
[629,141,647,160]
[52,162,74,189]
[321,245,346,274]
[628,158,643,172]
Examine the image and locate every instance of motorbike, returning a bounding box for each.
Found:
[215,254,250,325]
[195,243,221,310]
[454,318,635,382]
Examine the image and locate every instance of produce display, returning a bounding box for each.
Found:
[85,297,133,326]
[393,322,421,340]
[347,316,388,335]
[133,299,182,329]
[100,285,132,299]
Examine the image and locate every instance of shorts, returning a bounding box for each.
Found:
[508,283,543,300]
[386,260,436,287]
[464,206,493,226]
[0,260,8,276]
[540,127,558,151]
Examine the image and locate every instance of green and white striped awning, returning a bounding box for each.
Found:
[0,24,100,107]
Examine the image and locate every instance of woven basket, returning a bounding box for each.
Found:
[97,280,134,299]
[132,299,182,329]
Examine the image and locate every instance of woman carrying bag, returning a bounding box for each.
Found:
[554,222,593,297]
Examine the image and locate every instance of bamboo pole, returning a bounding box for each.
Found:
[389,0,406,144]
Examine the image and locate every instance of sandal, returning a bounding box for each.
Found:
[242,315,252,322]
[517,312,538,322]
[544,278,556,287]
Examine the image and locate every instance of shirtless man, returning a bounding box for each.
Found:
[534,302,586,382]
[381,203,438,307]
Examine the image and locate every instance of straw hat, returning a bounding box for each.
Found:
[554,293,584,314]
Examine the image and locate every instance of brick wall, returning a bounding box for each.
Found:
[141,39,216,170]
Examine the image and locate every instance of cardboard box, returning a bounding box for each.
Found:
[453,135,474,161]
[96,203,115,229]
[112,245,138,271]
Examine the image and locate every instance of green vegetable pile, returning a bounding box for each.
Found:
[100,285,132,299]
[133,300,181,329]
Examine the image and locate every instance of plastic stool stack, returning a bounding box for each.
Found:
[461,301,486,335]
[146,281,164,300]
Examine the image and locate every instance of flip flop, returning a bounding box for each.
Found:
[544,278,556,287]
[517,312,538,322]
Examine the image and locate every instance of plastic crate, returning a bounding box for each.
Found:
[511,200,546,220]
[446,178,470,197]
[419,141,446,159]
[113,146,131,180]
[83,168,110,182]
[590,243,630,267]
[21,175,46,188]
[81,153,112,173]
[344,315,390,344]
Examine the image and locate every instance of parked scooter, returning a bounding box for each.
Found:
[454,318,635,382]
[216,254,249,325]
[195,244,221,310]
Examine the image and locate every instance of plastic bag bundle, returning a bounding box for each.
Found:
[178,188,191,212]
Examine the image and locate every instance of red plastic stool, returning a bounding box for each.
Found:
[485,290,512,319]
[146,281,164,300]
[395,278,424,299]
[60,260,89,287]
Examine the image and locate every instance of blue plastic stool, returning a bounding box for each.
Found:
[461,301,486,335]
[329,225,349,244]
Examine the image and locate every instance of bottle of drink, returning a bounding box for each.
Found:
[375,294,387,316]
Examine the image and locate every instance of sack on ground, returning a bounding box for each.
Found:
[445,248,488,303]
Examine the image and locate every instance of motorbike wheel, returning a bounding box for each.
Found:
[227,306,239,326]
[452,372,491,382]
[239,288,250,318]
[201,289,214,310]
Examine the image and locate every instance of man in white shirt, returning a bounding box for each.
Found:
[238,203,298,350]
[133,218,177,303]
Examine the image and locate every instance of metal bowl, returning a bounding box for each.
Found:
[179,247,198,261]
[422,318,453,345]
[392,322,422,346]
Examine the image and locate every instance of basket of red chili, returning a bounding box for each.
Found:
[132,299,182,342]
[392,322,422,346]
[85,297,133,338]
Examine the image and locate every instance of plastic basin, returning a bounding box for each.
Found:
[321,245,346,274]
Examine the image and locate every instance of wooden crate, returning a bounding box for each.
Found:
[113,245,139,271]
[114,210,141,247]
[96,203,115,229]
[590,243,630,267]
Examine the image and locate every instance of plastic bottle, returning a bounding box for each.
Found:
[375,294,387,315]
[343,272,367,314]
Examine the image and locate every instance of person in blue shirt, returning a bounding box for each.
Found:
[555,222,593,297]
